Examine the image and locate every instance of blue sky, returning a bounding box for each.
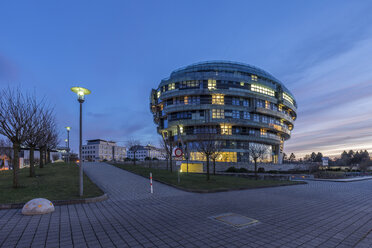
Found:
[1,0,372,157]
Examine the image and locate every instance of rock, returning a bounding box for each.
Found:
[22,198,55,215]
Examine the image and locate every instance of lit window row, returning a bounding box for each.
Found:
[212,109,224,119]
[220,124,232,135]
[212,94,224,105]
[208,79,217,90]
[283,93,294,105]
[168,83,176,90]
[251,75,258,81]
[251,84,275,96]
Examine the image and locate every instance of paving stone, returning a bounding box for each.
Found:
[1,162,372,247]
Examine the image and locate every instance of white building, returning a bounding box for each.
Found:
[127,145,166,161]
[82,139,126,162]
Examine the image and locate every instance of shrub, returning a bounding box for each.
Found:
[257,167,265,173]
[238,168,248,173]
[226,167,238,173]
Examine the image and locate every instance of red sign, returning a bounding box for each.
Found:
[174,148,183,157]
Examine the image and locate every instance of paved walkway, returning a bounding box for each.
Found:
[0,162,372,248]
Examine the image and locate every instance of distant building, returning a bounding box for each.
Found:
[127,145,166,161]
[82,139,126,162]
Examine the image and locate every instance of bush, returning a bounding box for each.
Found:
[257,168,265,173]
[238,168,248,173]
[152,157,159,160]
[124,157,131,161]
[267,170,278,174]
[226,167,238,173]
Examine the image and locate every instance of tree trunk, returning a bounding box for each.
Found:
[47,149,51,164]
[12,142,20,188]
[39,148,44,168]
[254,159,258,180]
[133,152,136,165]
[29,146,35,177]
[206,157,210,181]
[213,159,216,175]
[170,155,173,173]
[166,158,169,170]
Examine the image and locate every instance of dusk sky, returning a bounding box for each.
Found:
[1,0,372,158]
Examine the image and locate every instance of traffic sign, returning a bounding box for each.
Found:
[174,148,183,157]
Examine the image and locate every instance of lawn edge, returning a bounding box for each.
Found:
[110,163,307,193]
[0,193,108,210]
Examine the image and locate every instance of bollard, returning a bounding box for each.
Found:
[150,172,153,194]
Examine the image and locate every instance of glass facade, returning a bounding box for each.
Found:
[150,61,297,164]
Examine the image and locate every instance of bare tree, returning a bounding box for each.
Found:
[36,111,57,168]
[127,139,141,165]
[160,132,174,172]
[24,107,49,176]
[247,143,269,180]
[0,88,38,188]
[195,131,219,181]
[209,139,223,175]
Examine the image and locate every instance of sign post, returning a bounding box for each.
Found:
[174,148,183,184]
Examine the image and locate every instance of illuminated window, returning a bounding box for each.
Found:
[212,109,224,119]
[253,114,259,122]
[262,116,268,123]
[265,101,270,109]
[208,79,217,90]
[243,99,249,107]
[283,93,294,105]
[251,75,258,81]
[168,83,176,90]
[240,82,245,86]
[251,84,275,97]
[157,91,161,98]
[220,124,232,135]
[179,126,183,134]
[260,129,267,137]
[190,152,237,162]
[212,94,224,105]
[184,96,189,105]
[243,112,250,120]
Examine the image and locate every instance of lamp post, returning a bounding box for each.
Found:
[64,139,68,163]
[65,126,71,164]
[71,87,91,197]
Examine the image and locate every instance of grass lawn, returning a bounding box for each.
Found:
[0,162,103,204]
[111,163,305,191]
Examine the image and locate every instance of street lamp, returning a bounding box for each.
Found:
[71,86,91,197]
[65,126,71,164]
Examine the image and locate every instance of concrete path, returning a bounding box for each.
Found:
[305,176,372,182]
[0,162,372,247]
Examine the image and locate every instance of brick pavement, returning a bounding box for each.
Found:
[0,162,371,248]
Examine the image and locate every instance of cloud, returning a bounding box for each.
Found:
[285,34,372,157]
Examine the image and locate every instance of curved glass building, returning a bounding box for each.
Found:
[150,61,297,164]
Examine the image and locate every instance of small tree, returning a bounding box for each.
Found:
[247,143,268,180]
[127,139,141,165]
[289,153,296,163]
[209,140,223,175]
[195,131,218,181]
[160,132,174,172]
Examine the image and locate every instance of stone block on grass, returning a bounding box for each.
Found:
[22,198,55,215]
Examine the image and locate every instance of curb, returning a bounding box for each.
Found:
[110,164,306,193]
[302,177,372,183]
[153,178,307,193]
[0,193,108,210]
